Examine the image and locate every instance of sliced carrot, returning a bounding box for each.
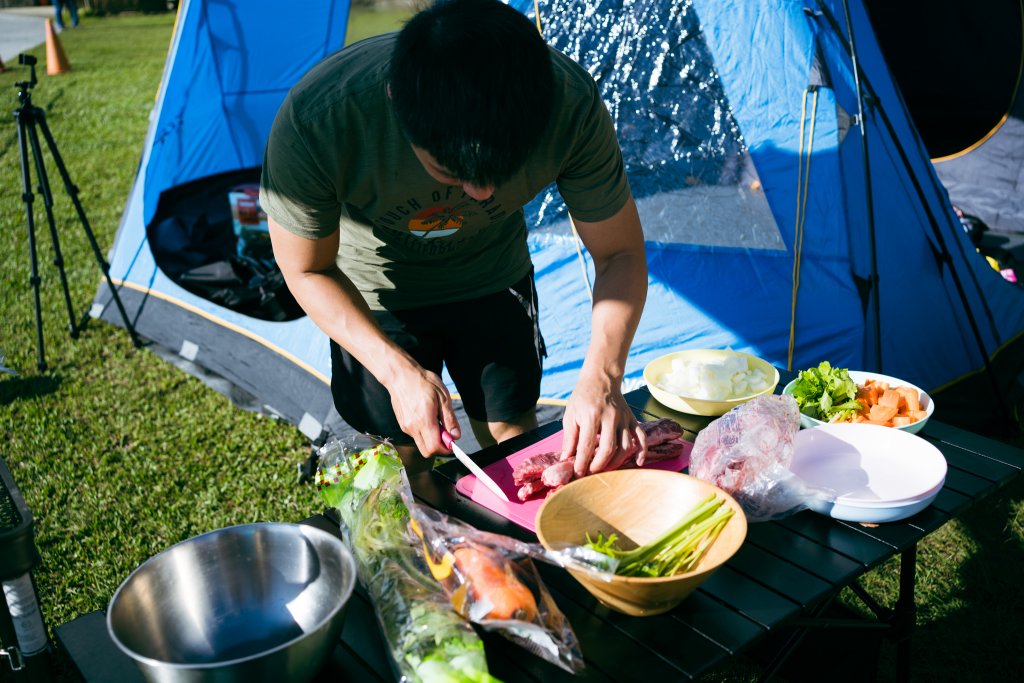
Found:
[878,390,901,409]
[869,404,898,423]
[850,379,926,428]
[898,388,921,412]
[862,384,882,405]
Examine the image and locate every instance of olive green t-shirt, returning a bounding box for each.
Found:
[260,33,629,311]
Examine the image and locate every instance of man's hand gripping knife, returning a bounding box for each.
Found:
[268,219,461,464]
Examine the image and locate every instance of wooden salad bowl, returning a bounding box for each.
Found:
[535,469,747,616]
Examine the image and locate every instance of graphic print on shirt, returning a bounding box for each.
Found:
[374,187,508,241]
[408,205,463,238]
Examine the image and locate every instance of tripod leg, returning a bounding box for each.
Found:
[35,109,143,348]
[14,111,48,373]
[25,110,79,340]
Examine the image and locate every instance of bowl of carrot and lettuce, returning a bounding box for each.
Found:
[782,362,934,434]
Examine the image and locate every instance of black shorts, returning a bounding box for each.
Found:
[330,269,546,445]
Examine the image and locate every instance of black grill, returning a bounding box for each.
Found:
[0,459,37,580]
[0,484,22,534]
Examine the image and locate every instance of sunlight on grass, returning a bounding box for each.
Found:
[0,12,311,639]
[345,6,415,45]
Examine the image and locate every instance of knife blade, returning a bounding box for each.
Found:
[439,428,511,502]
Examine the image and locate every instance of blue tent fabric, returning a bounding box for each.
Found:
[95,0,350,438]
[94,0,1024,440]
[141,0,349,223]
[514,0,1024,406]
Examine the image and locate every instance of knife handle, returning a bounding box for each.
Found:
[439,428,454,450]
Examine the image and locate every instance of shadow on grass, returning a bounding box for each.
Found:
[857,427,1024,682]
[0,374,63,405]
[902,473,1024,679]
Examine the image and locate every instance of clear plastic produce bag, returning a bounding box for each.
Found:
[316,438,498,683]
[689,394,832,522]
[316,436,592,679]
[408,505,585,673]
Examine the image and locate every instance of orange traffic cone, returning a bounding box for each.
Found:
[45,19,71,76]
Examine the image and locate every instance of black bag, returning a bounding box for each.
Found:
[178,256,303,321]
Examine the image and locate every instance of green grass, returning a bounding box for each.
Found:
[0,11,1022,683]
[0,14,315,678]
[345,6,414,44]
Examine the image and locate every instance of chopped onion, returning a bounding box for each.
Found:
[657,354,770,400]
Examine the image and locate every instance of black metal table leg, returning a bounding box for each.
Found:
[894,545,918,680]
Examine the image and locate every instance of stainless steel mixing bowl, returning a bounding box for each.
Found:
[107,522,357,683]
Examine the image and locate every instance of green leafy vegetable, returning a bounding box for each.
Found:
[585,494,733,577]
[316,442,500,683]
[788,361,864,423]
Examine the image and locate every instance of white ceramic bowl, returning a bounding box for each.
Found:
[644,349,779,417]
[812,495,940,524]
[790,423,947,523]
[782,370,934,434]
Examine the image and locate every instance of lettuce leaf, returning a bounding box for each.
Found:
[790,362,863,423]
[316,442,499,683]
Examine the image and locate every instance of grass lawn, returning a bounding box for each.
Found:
[0,10,1021,683]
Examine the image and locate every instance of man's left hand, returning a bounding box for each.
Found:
[561,374,646,475]
[560,193,648,476]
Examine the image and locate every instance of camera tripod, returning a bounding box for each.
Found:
[12,54,140,372]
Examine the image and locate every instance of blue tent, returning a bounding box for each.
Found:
[94,0,1024,440]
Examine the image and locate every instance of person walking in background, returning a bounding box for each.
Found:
[52,0,79,30]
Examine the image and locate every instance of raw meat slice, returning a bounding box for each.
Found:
[512,451,560,486]
[516,479,550,502]
[640,417,685,447]
[644,439,689,463]
[541,459,575,488]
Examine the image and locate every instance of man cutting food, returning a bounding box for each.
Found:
[260,0,648,476]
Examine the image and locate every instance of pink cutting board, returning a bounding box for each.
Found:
[454,430,693,532]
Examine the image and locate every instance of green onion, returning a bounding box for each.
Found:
[585,494,734,577]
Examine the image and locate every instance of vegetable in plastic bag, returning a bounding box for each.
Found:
[689,394,831,521]
[316,439,499,683]
[408,505,585,673]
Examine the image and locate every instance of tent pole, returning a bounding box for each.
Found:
[840,0,882,372]
[815,0,1013,429]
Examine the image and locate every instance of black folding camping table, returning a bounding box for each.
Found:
[54,382,1024,682]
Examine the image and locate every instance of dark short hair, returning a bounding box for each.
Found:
[389,0,555,188]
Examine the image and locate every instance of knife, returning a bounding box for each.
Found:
[439,427,511,502]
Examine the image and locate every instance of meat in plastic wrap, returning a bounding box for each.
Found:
[689,394,830,521]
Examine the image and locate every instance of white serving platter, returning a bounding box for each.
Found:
[790,423,947,522]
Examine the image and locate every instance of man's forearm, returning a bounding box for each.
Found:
[285,267,418,388]
[580,249,648,388]
[284,263,463,454]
